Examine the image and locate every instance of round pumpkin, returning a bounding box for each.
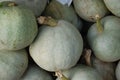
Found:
[0,1,38,50]
[116,61,120,80]
[103,0,120,17]
[87,16,120,62]
[0,49,28,80]
[0,0,47,16]
[21,64,53,80]
[29,18,83,72]
[56,65,103,80]
[73,0,109,22]
[44,0,82,30]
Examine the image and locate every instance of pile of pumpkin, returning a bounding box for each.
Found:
[0,0,120,80]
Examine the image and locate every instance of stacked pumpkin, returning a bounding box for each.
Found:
[0,0,120,80]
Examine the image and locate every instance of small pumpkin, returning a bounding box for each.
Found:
[104,0,120,17]
[29,17,83,72]
[0,0,47,16]
[21,64,53,80]
[116,61,120,80]
[87,15,120,62]
[73,0,109,22]
[56,64,103,80]
[0,1,38,50]
[0,49,28,80]
[44,0,82,30]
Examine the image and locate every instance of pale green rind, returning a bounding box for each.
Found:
[0,0,47,16]
[0,49,28,80]
[73,0,109,22]
[104,0,120,17]
[29,20,83,72]
[87,16,120,62]
[20,64,53,80]
[56,65,102,80]
[0,5,38,50]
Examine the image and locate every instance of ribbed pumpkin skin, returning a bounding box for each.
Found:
[0,4,38,50]
[87,16,120,62]
[21,64,53,80]
[44,0,82,30]
[73,0,109,22]
[116,61,120,80]
[56,65,102,80]
[0,49,28,80]
[104,0,120,17]
[29,20,83,72]
[0,0,47,16]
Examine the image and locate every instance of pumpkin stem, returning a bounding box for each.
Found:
[84,49,92,66]
[37,16,58,27]
[95,14,103,33]
[55,71,70,80]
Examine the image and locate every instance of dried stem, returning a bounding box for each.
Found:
[95,14,103,34]
[55,71,70,80]
[37,16,58,27]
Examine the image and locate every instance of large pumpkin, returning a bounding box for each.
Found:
[44,0,82,30]
[0,0,47,16]
[56,65,103,80]
[104,0,120,17]
[87,16,120,62]
[0,1,38,50]
[29,17,83,72]
[0,49,28,80]
[21,64,53,80]
[73,0,109,22]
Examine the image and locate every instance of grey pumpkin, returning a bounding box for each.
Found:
[0,1,38,50]
[73,0,109,22]
[87,16,120,62]
[0,49,28,80]
[29,17,83,72]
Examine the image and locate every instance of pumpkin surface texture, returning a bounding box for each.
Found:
[87,16,120,62]
[29,17,83,72]
[0,49,28,80]
[0,1,38,50]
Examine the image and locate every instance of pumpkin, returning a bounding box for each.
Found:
[0,49,28,80]
[73,0,109,22]
[116,61,120,80]
[44,0,82,30]
[103,0,120,17]
[21,64,53,80]
[29,17,83,72]
[56,64,103,80]
[0,1,38,50]
[87,16,120,62]
[0,0,47,16]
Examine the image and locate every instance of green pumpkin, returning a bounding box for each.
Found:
[104,0,120,17]
[116,61,120,80]
[87,16,120,62]
[56,65,102,80]
[0,0,47,16]
[21,64,53,80]
[73,0,109,22]
[44,0,82,30]
[29,18,83,72]
[0,49,28,80]
[0,1,38,50]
